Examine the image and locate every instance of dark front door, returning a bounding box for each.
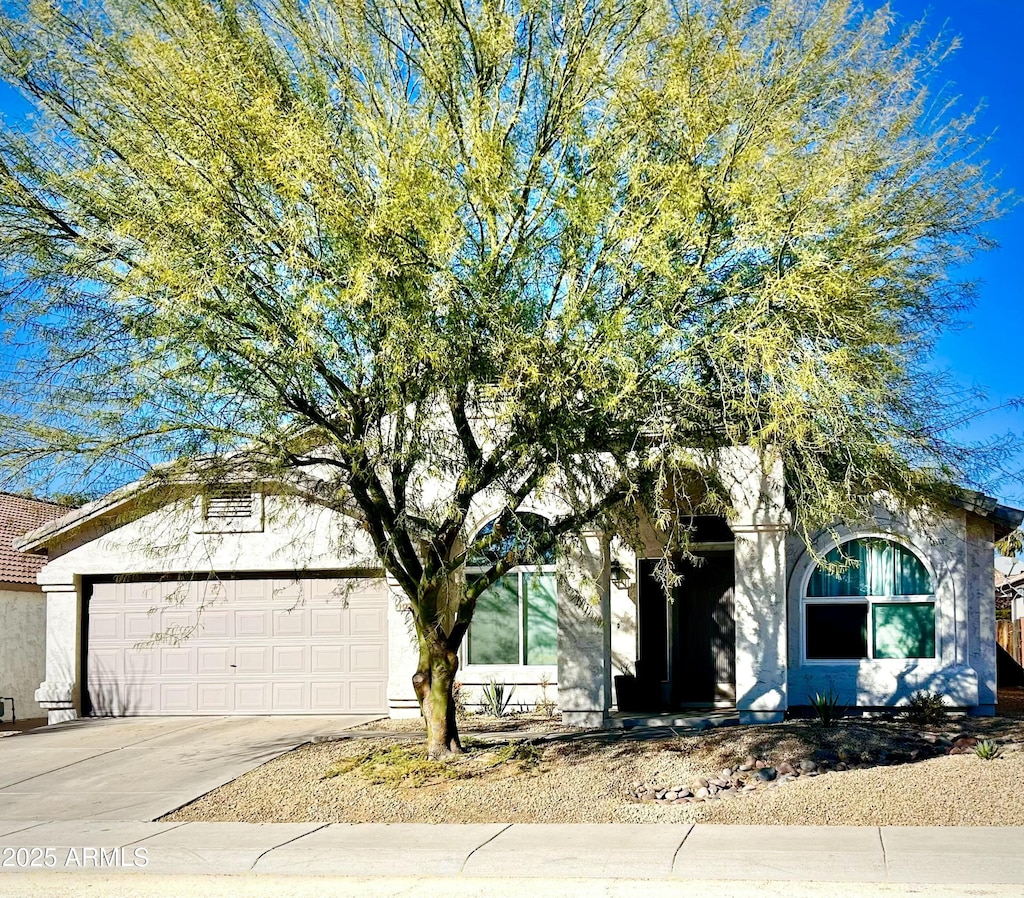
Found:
[637,553,736,707]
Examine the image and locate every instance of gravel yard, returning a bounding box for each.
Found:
[165,690,1024,826]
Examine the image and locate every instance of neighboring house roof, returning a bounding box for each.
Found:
[0,492,75,585]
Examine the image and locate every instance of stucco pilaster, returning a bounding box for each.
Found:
[558,532,611,727]
[35,581,80,725]
[733,523,788,723]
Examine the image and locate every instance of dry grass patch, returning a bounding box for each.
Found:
[323,740,542,787]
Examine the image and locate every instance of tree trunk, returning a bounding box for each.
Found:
[412,638,463,759]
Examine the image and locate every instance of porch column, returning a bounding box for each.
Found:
[558,531,611,727]
[35,580,80,725]
[732,523,788,723]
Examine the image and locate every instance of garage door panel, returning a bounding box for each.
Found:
[197,646,231,674]
[197,682,232,712]
[311,645,346,673]
[90,613,121,641]
[89,648,122,677]
[159,682,195,712]
[235,645,270,674]
[125,648,155,674]
[350,680,386,712]
[88,575,388,715]
[274,609,306,637]
[198,610,231,638]
[350,608,385,637]
[273,645,306,673]
[272,682,306,711]
[160,647,195,676]
[124,611,158,641]
[311,608,345,636]
[235,682,270,711]
[234,609,269,638]
[310,681,344,711]
[350,643,386,674]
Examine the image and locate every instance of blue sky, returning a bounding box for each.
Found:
[0,0,1021,505]
[886,0,1024,506]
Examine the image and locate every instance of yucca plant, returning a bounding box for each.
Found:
[808,686,846,728]
[481,680,516,718]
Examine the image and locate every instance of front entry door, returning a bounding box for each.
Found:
[637,554,736,707]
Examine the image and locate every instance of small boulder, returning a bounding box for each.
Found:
[755,767,777,782]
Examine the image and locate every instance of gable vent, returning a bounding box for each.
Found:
[205,489,253,519]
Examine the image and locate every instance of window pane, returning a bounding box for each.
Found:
[806,602,868,659]
[523,572,557,665]
[893,545,932,595]
[872,602,935,659]
[468,575,520,664]
[468,513,556,566]
[808,542,873,597]
[808,538,931,597]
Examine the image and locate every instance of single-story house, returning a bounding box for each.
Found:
[0,491,75,722]
[14,448,1023,727]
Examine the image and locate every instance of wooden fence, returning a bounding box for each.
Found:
[997,619,1022,667]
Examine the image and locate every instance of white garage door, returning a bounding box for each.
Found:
[86,574,389,715]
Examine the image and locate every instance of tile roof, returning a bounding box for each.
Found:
[0,492,74,586]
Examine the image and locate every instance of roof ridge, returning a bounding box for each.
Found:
[0,490,76,508]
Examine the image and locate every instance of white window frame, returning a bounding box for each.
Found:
[800,534,938,665]
[463,564,558,669]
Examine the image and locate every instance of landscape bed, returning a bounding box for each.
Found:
[165,689,1024,827]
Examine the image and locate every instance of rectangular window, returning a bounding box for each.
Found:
[467,575,520,665]
[467,571,557,666]
[805,600,937,661]
[523,572,557,665]
[872,602,936,659]
[805,602,868,660]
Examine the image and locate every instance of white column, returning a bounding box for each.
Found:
[558,532,611,728]
[732,523,788,724]
[35,581,80,725]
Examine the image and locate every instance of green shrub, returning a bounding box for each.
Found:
[808,686,846,728]
[905,690,947,726]
[481,679,516,717]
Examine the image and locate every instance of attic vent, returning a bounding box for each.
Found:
[205,489,253,519]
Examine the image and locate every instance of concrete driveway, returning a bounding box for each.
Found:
[0,715,380,822]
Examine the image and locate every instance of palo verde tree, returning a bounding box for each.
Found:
[0,0,1004,756]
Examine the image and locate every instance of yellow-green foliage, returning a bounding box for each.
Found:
[0,0,1006,750]
[325,739,541,786]
[325,744,473,787]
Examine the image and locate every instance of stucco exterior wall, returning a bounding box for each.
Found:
[40,493,378,583]
[32,494,384,723]
[786,504,994,711]
[0,584,47,720]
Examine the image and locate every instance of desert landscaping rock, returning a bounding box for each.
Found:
[164,692,1024,827]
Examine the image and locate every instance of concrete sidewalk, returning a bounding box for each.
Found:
[1,822,1022,884]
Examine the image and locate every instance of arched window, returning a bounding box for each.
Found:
[466,513,557,667]
[804,537,935,661]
